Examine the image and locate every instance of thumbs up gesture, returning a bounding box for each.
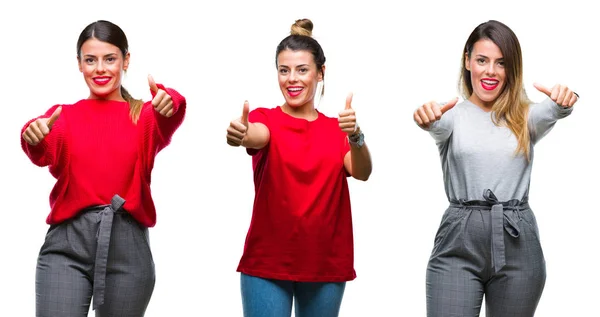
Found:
[338,93,358,136]
[226,100,250,147]
[22,106,62,146]
[533,83,578,108]
[148,74,174,117]
[413,97,458,129]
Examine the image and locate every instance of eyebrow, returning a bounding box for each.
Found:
[475,54,503,60]
[82,53,118,58]
[278,64,310,68]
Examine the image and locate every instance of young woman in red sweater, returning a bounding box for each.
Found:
[21,20,186,316]
[226,18,372,317]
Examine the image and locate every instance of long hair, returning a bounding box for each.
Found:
[460,20,531,159]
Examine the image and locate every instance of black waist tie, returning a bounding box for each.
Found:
[92,195,126,310]
[450,189,528,274]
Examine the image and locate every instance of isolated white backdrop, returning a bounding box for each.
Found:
[1,0,597,316]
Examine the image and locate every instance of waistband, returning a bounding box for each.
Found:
[449,189,527,274]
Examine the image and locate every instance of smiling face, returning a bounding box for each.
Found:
[277,49,323,110]
[465,39,506,109]
[78,37,129,101]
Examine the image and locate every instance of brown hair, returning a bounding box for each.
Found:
[460,20,532,159]
[77,20,144,123]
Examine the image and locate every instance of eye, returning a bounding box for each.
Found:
[497,61,505,67]
[85,58,95,64]
[299,68,309,74]
[477,58,486,65]
[279,68,288,74]
[106,57,116,63]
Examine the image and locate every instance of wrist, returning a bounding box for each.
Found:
[348,128,364,148]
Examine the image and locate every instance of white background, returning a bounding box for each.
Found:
[1,0,598,316]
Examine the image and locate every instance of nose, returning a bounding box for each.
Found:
[288,70,298,83]
[96,60,106,73]
[486,63,497,76]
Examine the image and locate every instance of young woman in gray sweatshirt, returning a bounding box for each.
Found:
[413,20,578,317]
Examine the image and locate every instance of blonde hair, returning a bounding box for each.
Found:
[121,86,144,123]
[460,20,532,160]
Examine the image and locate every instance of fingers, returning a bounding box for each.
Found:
[23,127,41,145]
[567,93,578,107]
[241,100,249,127]
[345,92,353,110]
[47,106,62,128]
[339,93,357,135]
[152,90,174,117]
[533,82,552,97]
[226,120,247,147]
[414,99,457,129]
[23,119,47,146]
[148,74,158,94]
[535,83,579,107]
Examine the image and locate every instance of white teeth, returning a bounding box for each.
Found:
[482,80,498,85]
[288,87,303,92]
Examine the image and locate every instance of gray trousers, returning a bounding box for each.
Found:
[36,195,155,317]
[426,190,546,317]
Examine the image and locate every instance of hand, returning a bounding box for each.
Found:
[533,83,578,107]
[22,106,62,146]
[338,92,358,136]
[149,74,174,117]
[413,97,458,129]
[226,100,249,147]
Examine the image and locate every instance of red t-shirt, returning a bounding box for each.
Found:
[20,84,186,227]
[237,106,355,282]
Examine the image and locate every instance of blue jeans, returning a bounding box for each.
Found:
[240,273,346,317]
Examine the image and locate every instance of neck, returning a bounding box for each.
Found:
[281,102,318,120]
[469,95,494,112]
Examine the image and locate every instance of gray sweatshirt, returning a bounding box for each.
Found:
[427,98,573,202]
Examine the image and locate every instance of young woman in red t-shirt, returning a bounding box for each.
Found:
[21,20,185,316]
[226,18,372,317]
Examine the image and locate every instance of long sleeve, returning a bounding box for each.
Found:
[426,107,455,145]
[528,98,573,145]
[139,84,186,174]
[20,104,65,168]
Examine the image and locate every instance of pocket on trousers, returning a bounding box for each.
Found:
[431,208,467,254]
[38,224,61,254]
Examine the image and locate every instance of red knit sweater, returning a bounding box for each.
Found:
[21,84,185,227]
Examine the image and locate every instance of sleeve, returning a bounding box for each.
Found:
[246,107,270,156]
[20,104,65,167]
[528,98,573,145]
[424,107,455,145]
[139,83,187,154]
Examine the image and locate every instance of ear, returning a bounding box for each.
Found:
[123,52,131,71]
[465,52,471,71]
[318,65,325,82]
[77,56,83,72]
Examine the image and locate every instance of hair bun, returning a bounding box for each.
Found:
[290,19,313,36]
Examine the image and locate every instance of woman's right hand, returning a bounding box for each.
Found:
[22,106,62,146]
[226,101,249,147]
[413,98,458,129]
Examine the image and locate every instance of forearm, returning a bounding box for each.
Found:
[349,142,372,181]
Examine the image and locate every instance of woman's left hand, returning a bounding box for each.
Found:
[338,93,358,136]
[149,74,174,117]
[533,83,579,107]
